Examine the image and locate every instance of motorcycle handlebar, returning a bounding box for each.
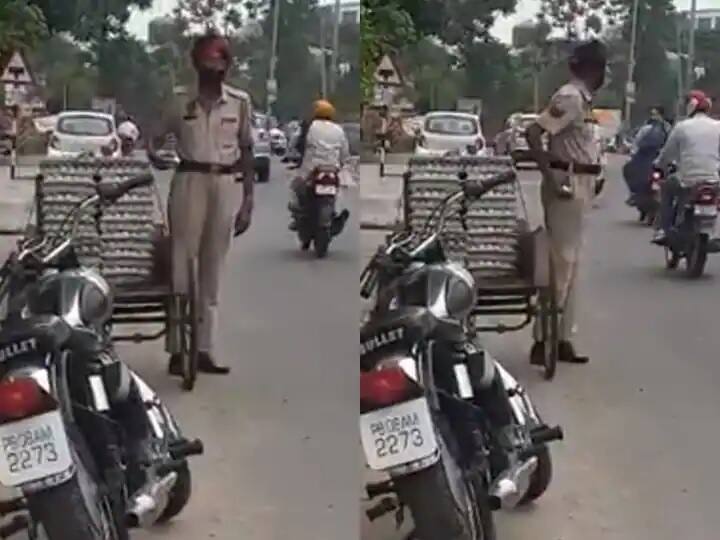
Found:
[97,173,154,204]
[462,170,517,199]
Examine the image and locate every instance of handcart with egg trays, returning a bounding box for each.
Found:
[33,158,201,391]
[402,155,560,379]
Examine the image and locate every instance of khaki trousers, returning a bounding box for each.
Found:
[534,172,595,342]
[168,172,240,355]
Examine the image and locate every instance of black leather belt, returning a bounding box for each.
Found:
[550,160,602,175]
[177,160,240,175]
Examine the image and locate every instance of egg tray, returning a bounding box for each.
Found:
[35,158,159,286]
[404,156,523,279]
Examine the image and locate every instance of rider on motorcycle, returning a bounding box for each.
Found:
[288,99,350,233]
[623,107,670,205]
[652,90,720,245]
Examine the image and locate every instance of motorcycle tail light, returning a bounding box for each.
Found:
[360,368,412,407]
[0,378,55,422]
[696,186,717,205]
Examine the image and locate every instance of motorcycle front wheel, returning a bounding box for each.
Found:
[28,428,125,540]
[394,429,495,540]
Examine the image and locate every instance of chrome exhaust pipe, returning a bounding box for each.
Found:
[488,457,538,510]
[126,472,178,529]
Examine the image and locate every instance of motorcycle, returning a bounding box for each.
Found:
[629,168,661,226]
[0,174,203,539]
[291,165,343,258]
[359,171,563,539]
[656,165,720,278]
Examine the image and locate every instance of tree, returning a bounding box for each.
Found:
[538,0,620,39]
[29,0,151,42]
[0,0,47,56]
[174,0,263,35]
[463,40,532,133]
[414,0,517,46]
[360,0,416,101]
[693,30,720,107]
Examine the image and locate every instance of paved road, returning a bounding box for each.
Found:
[0,159,359,540]
[362,154,720,540]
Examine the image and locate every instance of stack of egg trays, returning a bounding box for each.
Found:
[38,158,157,286]
[406,155,521,280]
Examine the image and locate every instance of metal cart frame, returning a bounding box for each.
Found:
[33,168,201,391]
[400,161,561,380]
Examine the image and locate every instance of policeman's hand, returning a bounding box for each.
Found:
[234,197,254,237]
[594,177,606,196]
[148,152,167,170]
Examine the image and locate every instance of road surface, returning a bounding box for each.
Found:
[0,158,359,540]
[362,154,720,540]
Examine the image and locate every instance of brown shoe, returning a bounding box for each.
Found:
[198,352,231,375]
[558,341,589,364]
[529,341,545,366]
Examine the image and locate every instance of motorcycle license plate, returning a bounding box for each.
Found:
[360,398,438,471]
[695,205,718,216]
[315,184,338,195]
[0,411,73,487]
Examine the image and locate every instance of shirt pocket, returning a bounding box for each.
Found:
[218,117,239,150]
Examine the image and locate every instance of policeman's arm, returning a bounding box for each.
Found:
[237,98,255,201]
[146,104,177,158]
[526,123,551,177]
[529,92,582,177]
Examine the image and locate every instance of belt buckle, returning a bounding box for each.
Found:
[209,164,222,174]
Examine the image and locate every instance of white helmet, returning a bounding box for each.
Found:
[118,120,139,142]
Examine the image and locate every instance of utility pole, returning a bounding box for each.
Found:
[675,13,684,120]
[330,0,341,94]
[268,0,281,115]
[624,0,640,129]
[320,17,328,97]
[686,0,698,91]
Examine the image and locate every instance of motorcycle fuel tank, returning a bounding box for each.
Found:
[26,268,113,328]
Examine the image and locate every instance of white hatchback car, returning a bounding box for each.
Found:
[48,111,121,159]
[414,112,488,157]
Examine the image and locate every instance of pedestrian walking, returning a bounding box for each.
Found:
[526,40,609,365]
[148,32,255,375]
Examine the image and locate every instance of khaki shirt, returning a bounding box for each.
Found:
[537,79,599,167]
[159,85,253,166]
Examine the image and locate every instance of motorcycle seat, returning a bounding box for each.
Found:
[0,314,72,355]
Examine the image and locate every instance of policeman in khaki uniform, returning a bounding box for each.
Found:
[149,34,254,375]
[526,40,608,365]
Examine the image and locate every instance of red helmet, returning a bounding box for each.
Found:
[687,90,712,116]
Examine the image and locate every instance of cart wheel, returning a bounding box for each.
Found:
[181,257,200,391]
[539,263,559,381]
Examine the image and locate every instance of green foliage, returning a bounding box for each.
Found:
[361,0,416,102]
[28,35,97,112]
[29,0,151,41]
[0,0,48,55]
